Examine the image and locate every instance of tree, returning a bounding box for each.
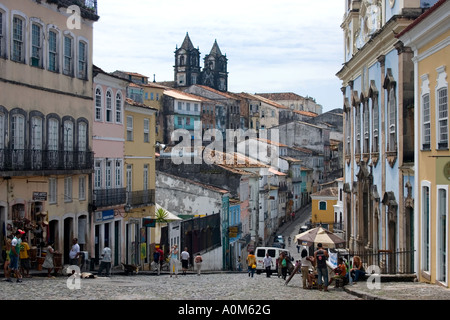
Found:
[155,207,169,223]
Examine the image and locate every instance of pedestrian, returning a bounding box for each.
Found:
[288,236,292,246]
[194,253,203,276]
[8,229,25,283]
[279,252,288,280]
[19,236,31,278]
[69,238,80,266]
[314,243,329,291]
[263,252,273,277]
[97,245,112,277]
[169,244,179,278]
[181,247,190,275]
[246,251,256,278]
[42,241,56,278]
[156,245,164,275]
[296,244,300,253]
[350,255,366,283]
[300,248,313,289]
[3,235,12,282]
[236,256,242,272]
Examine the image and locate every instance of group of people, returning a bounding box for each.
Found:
[299,243,366,291]
[2,233,84,281]
[153,245,203,278]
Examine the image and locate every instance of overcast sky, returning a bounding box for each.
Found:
[93,0,345,112]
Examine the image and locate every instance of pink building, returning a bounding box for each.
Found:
[91,65,129,267]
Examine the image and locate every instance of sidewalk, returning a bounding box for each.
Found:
[342,280,450,300]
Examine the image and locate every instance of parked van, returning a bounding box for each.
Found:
[254,247,292,274]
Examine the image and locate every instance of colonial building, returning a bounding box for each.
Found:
[398,0,449,287]
[123,96,157,267]
[91,65,128,268]
[174,33,228,92]
[336,0,438,274]
[0,0,98,265]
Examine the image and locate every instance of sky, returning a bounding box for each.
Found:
[93,0,345,113]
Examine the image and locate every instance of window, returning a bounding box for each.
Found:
[422,183,430,272]
[372,95,379,153]
[0,11,5,58]
[363,100,370,154]
[31,23,43,67]
[78,122,87,152]
[422,93,431,149]
[437,88,448,149]
[355,104,361,154]
[178,102,182,111]
[143,118,149,142]
[319,201,327,211]
[105,160,112,189]
[0,111,5,149]
[143,164,148,190]
[115,160,122,187]
[126,116,133,141]
[11,114,25,150]
[345,109,351,155]
[126,164,132,192]
[79,176,86,201]
[48,30,58,72]
[94,160,102,189]
[95,88,102,121]
[64,177,72,202]
[78,41,87,79]
[115,92,122,123]
[437,186,448,283]
[31,116,43,150]
[48,118,59,151]
[63,120,74,152]
[49,178,57,204]
[150,92,154,100]
[388,87,397,151]
[63,35,73,75]
[177,117,182,126]
[12,16,24,62]
[186,103,190,112]
[106,90,112,122]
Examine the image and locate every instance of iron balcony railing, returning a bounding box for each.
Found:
[126,189,156,208]
[93,187,127,208]
[345,249,416,275]
[0,148,94,172]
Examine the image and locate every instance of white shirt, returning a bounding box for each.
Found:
[69,243,80,259]
[181,250,189,260]
[263,256,273,268]
[101,247,112,262]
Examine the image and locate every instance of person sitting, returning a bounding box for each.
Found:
[333,257,348,287]
[350,255,366,283]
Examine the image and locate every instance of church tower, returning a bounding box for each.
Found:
[202,40,228,92]
[174,33,201,88]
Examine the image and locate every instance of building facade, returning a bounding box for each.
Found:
[0,0,98,265]
[398,0,449,287]
[91,65,128,268]
[336,0,438,273]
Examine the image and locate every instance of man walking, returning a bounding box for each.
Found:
[97,245,112,276]
[263,253,273,277]
[314,243,329,291]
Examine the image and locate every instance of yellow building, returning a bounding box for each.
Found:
[398,0,449,287]
[310,187,338,232]
[124,97,157,267]
[142,82,167,144]
[0,0,98,265]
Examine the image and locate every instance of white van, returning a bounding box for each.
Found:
[254,247,292,274]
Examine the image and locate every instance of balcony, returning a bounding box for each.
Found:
[126,189,156,208]
[0,148,94,174]
[93,188,126,208]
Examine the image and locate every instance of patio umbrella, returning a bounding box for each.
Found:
[294,227,345,249]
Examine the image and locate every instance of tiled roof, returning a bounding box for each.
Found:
[311,187,338,198]
[255,92,313,101]
[293,110,318,117]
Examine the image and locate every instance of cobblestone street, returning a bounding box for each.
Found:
[0,272,357,300]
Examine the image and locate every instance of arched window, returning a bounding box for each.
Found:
[95,87,102,121]
[115,91,122,123]
[106,90,112,122]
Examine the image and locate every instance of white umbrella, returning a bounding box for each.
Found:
[294,227,346,249]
